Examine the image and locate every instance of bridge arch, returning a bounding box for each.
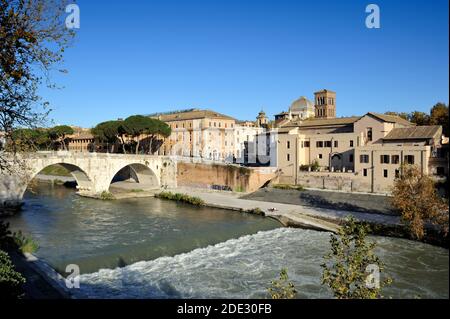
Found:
[20,162,95,198]
[108,163,160,190]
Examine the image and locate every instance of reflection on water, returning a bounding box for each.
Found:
[6,183,280,274]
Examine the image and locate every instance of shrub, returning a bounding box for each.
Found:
[321,217,392,299]
[0,250,26,299]
[131,189,144,193]
[267,268,297,299]
[245,208,265,216]
[311,160,320,172]
[392,165,449,240]
[0,221,16,250]
[100,191,115,200]
[273,184,305,191]
[156,192,205,206]
[13,231,39,254]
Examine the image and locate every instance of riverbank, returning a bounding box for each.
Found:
[166,186,448,247]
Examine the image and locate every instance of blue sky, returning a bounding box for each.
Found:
[44,0,449,128]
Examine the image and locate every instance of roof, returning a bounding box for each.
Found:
[383,126,442,141]
[153,109,236,122]
[314,89,336,94]
[367,112,413,126]
[282,116,360,128]
[290,96,314,113]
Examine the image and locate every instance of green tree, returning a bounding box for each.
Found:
[267,268,297,299]
[0,0,74,170]
[409,111,430,126]
[321,217,392,299]
[10,128,51,151]
[430,103,449,136]
[48,125,74,151]
[392,165,449,240]
[91,121,122,153]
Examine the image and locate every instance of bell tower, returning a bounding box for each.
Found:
[314,89,336,119]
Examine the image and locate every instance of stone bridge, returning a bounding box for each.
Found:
[0,152,177,208]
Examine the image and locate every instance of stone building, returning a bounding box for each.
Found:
[152,109,236,161]
[275,89,448,193]
[274,96,315,127]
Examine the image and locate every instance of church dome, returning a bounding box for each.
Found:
[289,96,314,113]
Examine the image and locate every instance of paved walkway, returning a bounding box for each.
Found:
[170,187,402,233]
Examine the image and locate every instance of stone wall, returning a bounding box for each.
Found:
[177,162,276,192]
[279,171,379,194]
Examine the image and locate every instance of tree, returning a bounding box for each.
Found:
[10,128,51,151]
[409,111,430,126]
[91,121,121,153]
[48,125,74,150]
[430,103,449,136]
[267,268,297,299]
[391,165,449,240]
[0,0,74,169]
[321,217,392,299]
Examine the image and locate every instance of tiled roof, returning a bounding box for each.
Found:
[367,112,413,126]
[153,109,236,122]
[282,116,360,128]
[383,126,442,140]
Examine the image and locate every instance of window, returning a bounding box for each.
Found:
[287,141,290,149]
[316,141,323,148]
[287,154,290,161]
[214,122,216,127]
[318,154,323,159]
[304,141,310,147]
[380,155,390,164]
[301,141,304,148]
[404,155,415,164]
[334,140,338,148]
[367,128,373,142]
[391,155,400,164]
[363,169,368,177]
[395,169,400,178]
[383,169,388,178]
[209,122,211,127]
[360,154,369,163]
[325,141,332,147]
[349,154,354,163]
[350,140,354,147]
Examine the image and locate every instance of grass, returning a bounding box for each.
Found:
[100,191,115,200]
[39,164,72,177]
[155,191,205,206]
[130,189,145,193]
[273,184,305,191]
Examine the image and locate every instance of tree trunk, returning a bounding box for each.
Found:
[135,138,140,155]
[120,135,127,154]
[148,135,154,155]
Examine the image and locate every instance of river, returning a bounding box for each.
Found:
[4,183,449,299]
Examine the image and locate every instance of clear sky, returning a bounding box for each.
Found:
[43,0,449,128]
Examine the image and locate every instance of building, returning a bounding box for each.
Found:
[67,127,94,152]
[275,89,448,193]
[274,96,315,127]
[152,109,236,161]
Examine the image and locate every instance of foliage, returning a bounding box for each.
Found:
[9,128,51,151]
[321,217,392,299]
[0,221,16,250]
[99,191,115,200]
[156,191,205,206]
[311,160,320,172]
[267,268,297,299]
[47,125,74,151]
[130,189,144,193]
[0,0,74,170]
[0,250,26,299]
[391,165,449,240]
[13,231,39,254]
[91,120,122,153]
[385,103,449,136]
[245,208,265,216]
[273,184,305,191]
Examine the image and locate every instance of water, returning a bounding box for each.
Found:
[5,184,449,299]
